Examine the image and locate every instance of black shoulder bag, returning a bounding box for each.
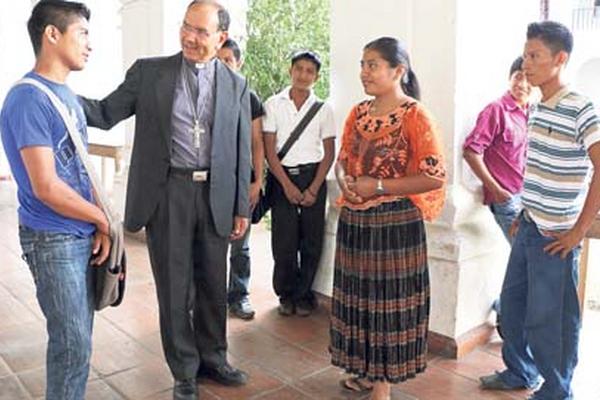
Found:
[251,101,324,223]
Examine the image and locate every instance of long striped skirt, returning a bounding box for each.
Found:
[330,199,430,383]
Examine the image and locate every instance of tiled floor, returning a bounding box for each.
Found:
[1,180,599,400]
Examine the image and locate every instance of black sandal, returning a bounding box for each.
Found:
[339,377,373,392]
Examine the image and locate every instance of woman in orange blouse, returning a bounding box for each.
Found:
[329,37,446,400]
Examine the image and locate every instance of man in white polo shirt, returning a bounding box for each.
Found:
[263,50,336,317]
[480,21,600,400]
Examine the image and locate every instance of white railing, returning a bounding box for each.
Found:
[572,6,600,31]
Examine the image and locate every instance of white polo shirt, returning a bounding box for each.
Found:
[263,86,336,167]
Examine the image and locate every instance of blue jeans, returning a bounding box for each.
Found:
[489,194,522,246]
[19,226,94,400]
[489,194,522,317]
[227,224,251,305]
[498,214,580,400]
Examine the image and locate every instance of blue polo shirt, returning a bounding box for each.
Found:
[0,72,95,236]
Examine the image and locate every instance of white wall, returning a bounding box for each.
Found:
[451,0,540,337]
[0,2,34,176]
[575,58,600,106]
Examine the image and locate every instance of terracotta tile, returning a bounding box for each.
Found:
[100,297,158,325]
[254,385,314,399]
[139,389,173,400]
[142,387,219,400]
[0,321,47,349]
[433,348,507,382]
[388,387,423,400]
[257,308,330,345]
[2,279,38,305]
[229,330,329,383]
[0,357,12,378]
[292,366,370,400]
[481,341,503,358]
[123,282,158,305]
[22,301,45,322]
[85,379,125,400]
[91,339,162,376]
[15,367,45,398]
[136,330,165,356]
[264,343,330,382]
[91,316,131,346]
[0,341,46,373]
[395,365,523,400]
[0,284,14,300]
[228,329,289,360]
[198,362,285,400]
[108,314,160,340]
[17,365,100,399]
[103,360,173,399]
[296,333,332,360]
[0,293,39,329]
[1,186,599,400]
[227,314,261,336]
[0,375,31,400]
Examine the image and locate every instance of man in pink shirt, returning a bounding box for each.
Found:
[464,56,531,242]
[463,56,531,337]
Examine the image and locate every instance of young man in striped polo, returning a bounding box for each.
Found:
[480,21,600,400]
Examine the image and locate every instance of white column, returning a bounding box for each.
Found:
[326,0,539,344]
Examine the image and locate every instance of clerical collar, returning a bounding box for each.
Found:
[183,57,215,73]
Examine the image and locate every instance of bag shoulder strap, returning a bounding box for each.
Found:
[15,78,117,229]
[277,100,324,161]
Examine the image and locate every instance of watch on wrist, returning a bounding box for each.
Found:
[375,178,385,195]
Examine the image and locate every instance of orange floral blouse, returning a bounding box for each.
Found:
[337,100,446,221]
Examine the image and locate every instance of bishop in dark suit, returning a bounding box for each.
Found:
[80,1,251,398]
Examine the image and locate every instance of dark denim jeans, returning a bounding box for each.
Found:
[489,194,523,318]
[227,224,251,305]
[498,215,580,400]
[19,226,94,400]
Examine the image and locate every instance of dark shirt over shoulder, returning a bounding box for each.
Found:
[250,91,265,121]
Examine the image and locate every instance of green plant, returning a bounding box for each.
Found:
[243,0,330,101]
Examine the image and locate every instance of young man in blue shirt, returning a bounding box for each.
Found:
[0,2,110,399]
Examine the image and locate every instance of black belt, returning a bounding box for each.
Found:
[283,163,318,176]
[169,167,210,182]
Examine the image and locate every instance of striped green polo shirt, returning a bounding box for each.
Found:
[522,87,600,231]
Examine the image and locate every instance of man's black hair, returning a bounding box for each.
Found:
[291,50,322,72]
[28,0,90,56]
[509,56,524,77]
[187,0,230,32]
[526,21,573,55]
[221,38,241,63]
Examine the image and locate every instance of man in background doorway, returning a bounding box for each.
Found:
[263,51,336,317]
[217,38,265,320]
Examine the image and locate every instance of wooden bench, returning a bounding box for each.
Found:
[88,142,124,189]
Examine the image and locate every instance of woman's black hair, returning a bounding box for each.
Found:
[364,36,421,100]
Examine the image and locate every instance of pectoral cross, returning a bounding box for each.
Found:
[192,119,205,149]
